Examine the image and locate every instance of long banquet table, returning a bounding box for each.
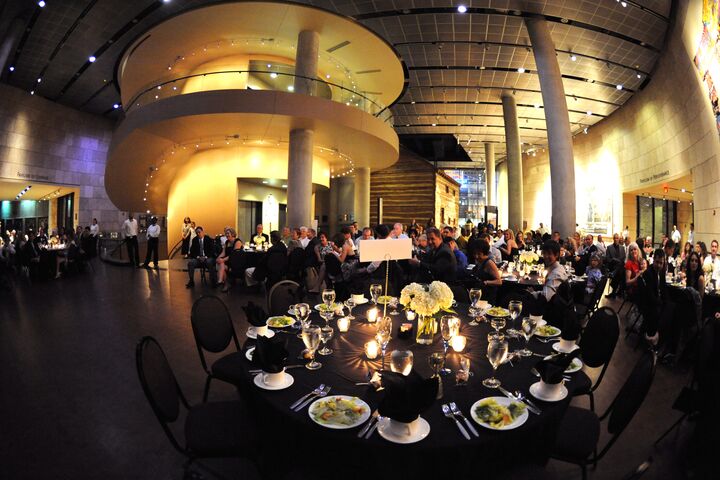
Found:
[238,302,590,479]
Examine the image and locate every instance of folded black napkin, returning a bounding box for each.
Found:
[379,370,438,423]
[534,351,581,384]
[254,335,288,373]
[561,307,582,341]
[243,301,268,327]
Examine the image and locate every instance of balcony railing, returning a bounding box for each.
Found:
[123,70,393,124]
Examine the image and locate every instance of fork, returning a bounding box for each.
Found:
[535,337,560,344]
[442,404,471,440]
[514,391,543,415]
[358,410,379,438]
[294,385,331,411]
[289,384,324,410]
[449,402,479,438]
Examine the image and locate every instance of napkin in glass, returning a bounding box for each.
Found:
[561,308,582,341]
[378,370,438,423]
[254,335,288,373]
[534,350,580,384]
[243,301,268,327]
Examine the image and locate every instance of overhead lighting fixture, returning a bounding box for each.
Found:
[88,55,96,63]
[162,0,171,3]
[113,103,119,109]
[517,67,525,73]
[681,188,686,193]
[583,127,588,134]
[8,66,14,72]
[37,78,42,83]
[570,54,577,61]
[621,1,627,6]
[30,90,35,95]
[262,180,269,184]
[616,84,623,90]
[38,1,46,7]
[287,85,294,91]
[431,123,437,126]
[270,72,277,78]
[457,5,467,13]
[534,104,540,108]
[636,73,642,79]
[586,111,592,115]
[282,184,287,188]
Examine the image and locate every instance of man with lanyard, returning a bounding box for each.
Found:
[142,217,161,269]
[122,213,140,267]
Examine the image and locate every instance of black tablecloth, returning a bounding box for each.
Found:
[241,250,265,268]
[238,303,589,479]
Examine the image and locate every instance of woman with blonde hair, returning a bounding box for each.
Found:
[625,242,645,297]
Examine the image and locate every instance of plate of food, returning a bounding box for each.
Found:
[376,295,395,305]
[314,303,342,313]
[486,306,510,317]
[502,275,519,282]
[535,325,561,338]
[471,397,528,430]
[266,316,295,328]
[308,395,371,429]
[542,355,583,373]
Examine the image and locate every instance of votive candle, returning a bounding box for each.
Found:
[367,307,378,323]
[405,309,416,321]
[337,316,351,332]
[451,335,467,352]
[365,340,379,359]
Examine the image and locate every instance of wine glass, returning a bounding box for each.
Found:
[428,352,445,378]
[322,289,336,309]
[483,336,509,388]
[344,298,356,320]
[456,356,470,386]
[320,309,334,327]
[468,288,482,326]
[506,300,522,337]
[389,297,400,315]
[490,316,505,333]
[294,303,311,338]
[369,284,382,305]
[440,316,460,374]
[376,316,392,370]
[318,326,334,356]
[518,316,538,357]
[302,325,322,370]
[390,350,414,376]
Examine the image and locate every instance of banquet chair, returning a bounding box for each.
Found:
[551,350,657,480]
[575,275,608,325]
[135,336,259,476]
[190,296,246,402]
[573,307,620,411]
[286,248,306,283]
[267,280,302,317]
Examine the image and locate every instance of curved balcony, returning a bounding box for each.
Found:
[123,70,394,124]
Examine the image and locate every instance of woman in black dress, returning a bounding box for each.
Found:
[470,239,503,305]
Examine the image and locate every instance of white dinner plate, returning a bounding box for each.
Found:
[349,297,369,305]
[503,276,519,282]
[253,371,294,391]
[314,303,342,312]
[266,316,295,328]
[307,395,371,430]
[535,325,561,338]
[246,327,275,340]
[470,397,529,431]
[377,416,431,444]
[543,355,583,374]
[245,346,255,362]
[529,381,568,402]
[552,342,580,354]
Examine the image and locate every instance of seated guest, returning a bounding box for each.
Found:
[469,239,502,305]
[186,226,217,288]
[354,227,374,252]
[679,241,693,272]
[595,235,607,255]
[573,234,597,275]
[314,232,334,262]
[34,227,48,247]
[299,226,310,248]
[606,233,627,297]
[583,253,603,305]
[408,227,457,283]
[625,242,645,297]
[529,240,568,304]
[281,226,291,246]
[447,238,468,275]
[642,236,653,259]
[637,249,667,347]
[515,231,526,250]
[441,225,455,241]
[498,229,519,261]
[217,228,242,291]
[415,234,430,258]
[341,226,357,260]
[663,239,677,275]
[304,228,320,268]
[246,231,287,286]
[695,241,708,262]
[683,251,705,299]
[287,228,303,253]
[251,223,269,247]
[703,239,720,283]
[477,233,501,264]
[456,227,470,252]
[392,223,409,239]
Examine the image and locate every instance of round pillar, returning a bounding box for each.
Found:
[287,129,314,227]
[354,167,371,228]
[502,93,523,232]
[484,142,495,208]
[294,30,319,96]
[526,17,577,237]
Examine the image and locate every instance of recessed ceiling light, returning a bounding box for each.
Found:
[616,84,623,90]
[38,1,46,7]
[517,67,525,73]
[637,73,642,79]
[431,123,437,126]
[30,90,34,95]
[287,85,294,91]
[587,111,592,115]
[457,5,467,13]
[534,104,540,108]
[113,104,119,109]
[326,74,330,79]
[162,0,171,3]
[570,54,577,61]
[270,72,277,78]
[267,64,272,68]
[262,180,269,184]
[621,1,627,6]
[88,55,96,62]
[37,78,42,83]
[282,184,287,188]
[8,66,14,72]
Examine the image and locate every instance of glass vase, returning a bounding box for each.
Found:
[416,315,436,345]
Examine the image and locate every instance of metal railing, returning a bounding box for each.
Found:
[124,70,393,124]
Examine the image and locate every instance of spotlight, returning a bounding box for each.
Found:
[162,0,171,3]
[570,54,577,61]
[113,104,119,109]
[457,5,467,13]
[517,67,525,73]
[88,55,96,62]
[637,73,642,79]
[586,111,592,115]
[38,1,45,7]
[270,72,277,78]
[616,84,623,90]
[30,90,35,95]
[8,66,14,72]
[287,85,294,91]
[621,1,627,6]
[37,78,42,83]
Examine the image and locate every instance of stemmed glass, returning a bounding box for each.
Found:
[428,352,445,378]
[518,316,538,357]
[389,297,400,315]
[344,298,356,320]
[483,334,509,388]
[390,350,414,376]
[456,356,471,386]
[468,288,483,326]
[440,316,460,374]
[302,325,322,370]
[376,316,392,370]
[320,309,334,327]
[369,284,382,305]
[506,300,522,337]
[322,289,336,309]
[318,326,334,356]
[294,303,311,339]
[490,315,506,333]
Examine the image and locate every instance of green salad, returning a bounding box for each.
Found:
[317,303,340,312]
[536,325,560,336]
[310,397,367,426]
[474,399,526,428]
[267,316,294,328]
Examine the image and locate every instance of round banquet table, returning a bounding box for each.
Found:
[238,302,590,479]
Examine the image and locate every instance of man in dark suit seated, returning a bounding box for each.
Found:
[250,224,269,247]
[245,231,287,286]
[408,227,457,283]
[573,234,597,276]
[186,226,217,288]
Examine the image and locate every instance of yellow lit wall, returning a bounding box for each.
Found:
[496,161,509,229]
[166,145,330,249]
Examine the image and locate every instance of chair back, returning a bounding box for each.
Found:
[590,275,608,309]
[228,249,246,274]
[267,280,302,316]
[191,296,240,354]
[287,248,306,280]
[579,307,619,368]
[697,316,720,420]
[266,250,288,285]
[606,350,657,435]
[324,253,343,278]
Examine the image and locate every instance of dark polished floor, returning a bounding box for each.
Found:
[0,260,700,479]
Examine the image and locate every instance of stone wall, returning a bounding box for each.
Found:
[0,83,122,232]
[434,171,460,228]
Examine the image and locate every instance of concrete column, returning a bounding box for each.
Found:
[354,167,371,228]
[294,30,319,96]
[328,178,340,234]
[484,142,495,208]
[526,17,576,238]
[337,177,355,224]
[501,92,523,232]
[287,129,313,228]
[0,16,25,76]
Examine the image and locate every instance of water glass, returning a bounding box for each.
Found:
[318,326,334,356]
[456,356,471,386]
[302,325,322,370]
[376,316,392,370]
[322,289,336,308]
[320,309,334,327]
[518,316,538,357]
[490,316,505,333]
[390,350,414,376]
[344,298,356,319]
[468,288,482,326]
[483,336,509,388]
[294,302,311,338]
[507,300,522,337]
[389,297,400,315]
[370,284,382,304]
[428,352,445,378]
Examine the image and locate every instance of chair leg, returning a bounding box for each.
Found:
[589,391,595,412]
[202,375,212,403]
[581,463,588,480]
[654,413,688,446]
[593,448,599,469]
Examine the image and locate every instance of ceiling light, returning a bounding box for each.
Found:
[88,55,96,62]
[586,111,592,115]
[517,67,525,73]
[262,180,269,184]
[534,104,540,108]
[267,64,272,68]
[621,1,627,6]
[637,73,642,79]
[570,54,577,61]
[30,90,34,95]
[38,1,45,7]
[411,101,416,104]
[8,66,14,72]
[583,127,588,134]
[113,104,119,109]
[282,184,287,188]
[457,5,467,13]
[37,78,42,83]
[163,0,171,2]
[681,188,686,193]
[287,85,294,91]
[616,84,623,90]
[326,74,330,79]
[431,123,437,126]
[270,72,277,78]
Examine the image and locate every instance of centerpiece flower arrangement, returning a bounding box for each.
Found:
[519,250,540,265]
[400,282,454,344]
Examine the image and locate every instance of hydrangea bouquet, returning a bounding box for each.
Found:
[400,282,454,344]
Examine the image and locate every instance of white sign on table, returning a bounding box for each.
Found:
[358,238,413,262]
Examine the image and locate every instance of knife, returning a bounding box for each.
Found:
[364,418,380,439]
[497,386,541,415]
[358,410,379,438]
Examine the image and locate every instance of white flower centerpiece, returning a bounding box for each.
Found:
[400,281,454,344]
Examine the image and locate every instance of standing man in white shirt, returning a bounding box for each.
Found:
[703,239,720,283]
[671,225,681,244]
[142,217,161,269]
[688,223,695,246]
[122,213,140,267]
[89,218,100,257]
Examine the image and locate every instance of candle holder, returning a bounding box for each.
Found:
[365,340,379,360]
[451,335,467,352]
[367,307,379,323]
[337,316,351,332]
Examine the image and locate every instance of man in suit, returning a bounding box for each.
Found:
[246,230,287,286]
[605,233,627,298]
[251,224,269,247]
[409,227,457,283]
[186,226,216,288]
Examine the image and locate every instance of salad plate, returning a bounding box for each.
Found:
[308,395,370,429]
[266,316,295,328]
[470,397,528,430]
[314,303,343,312]
[535,325,561,338]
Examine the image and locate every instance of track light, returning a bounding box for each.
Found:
[457,5,467,13]
[88,55,96,62]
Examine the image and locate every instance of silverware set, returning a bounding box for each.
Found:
[441,403,479,439]
[289,384,331,412]
[357,410,380,439]
[497,385,542,415]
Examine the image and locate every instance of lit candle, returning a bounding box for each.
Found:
[337,316,350,332]
[367,307,378,323]
[451,335,467,352]
[405,309,416,321]
[365,340,379,359]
